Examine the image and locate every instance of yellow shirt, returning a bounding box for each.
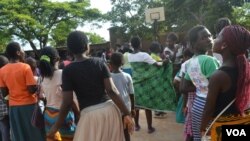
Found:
[151,53,162,62]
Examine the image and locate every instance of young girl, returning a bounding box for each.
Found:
[174,48,194,125]
[0,42,45,141]
[110,52,135,141]
[178,48,195,141]
[181,25,220,141]
[201,25,250,141]
[39,47,79,141]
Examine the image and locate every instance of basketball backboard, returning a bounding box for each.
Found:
[145,7,165,23]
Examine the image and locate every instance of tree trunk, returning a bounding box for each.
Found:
[28,40,39,57]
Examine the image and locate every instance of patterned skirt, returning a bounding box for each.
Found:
[44,107,76,140]
[211,110,250,141]
[184,92,196,137]
[130,62,176,111]
[191,96,206,141]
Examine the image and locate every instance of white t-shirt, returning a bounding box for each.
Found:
[41,70,78,109]
[174,59,191,81]
[164,45,183,64]
[111,72,134,112]
[128,52,156,64]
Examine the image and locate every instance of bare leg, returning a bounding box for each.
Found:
[185,135,193,141]
[134,109,140,131]
[145,109,155,133]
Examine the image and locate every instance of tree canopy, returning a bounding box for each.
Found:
[108,0,245,41]
[0,30,11,53]
[0,0,102,54]
[233,2,250,29]
[86,32,106,44]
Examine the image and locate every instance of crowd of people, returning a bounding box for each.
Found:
[0,17,249,141]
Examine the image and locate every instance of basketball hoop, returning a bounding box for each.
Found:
[145,7,165,41]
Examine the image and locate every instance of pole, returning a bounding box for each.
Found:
[153,19,159,41]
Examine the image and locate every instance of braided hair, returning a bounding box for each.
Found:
[39,47,59,78]
[222,25,250,114]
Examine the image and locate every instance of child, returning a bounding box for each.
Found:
[39,47,79,141]
[174,48,194,124]
[122,44,133,76]
[149,41,162,62]
[0,55,10,141]
[110,52,135,141]
[25,57,40,77]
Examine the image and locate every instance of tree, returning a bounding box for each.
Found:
[0,30,11,53]
[108,0,245,41]
[163,0,244,34]
[0,0,102,55]
[204,0,244,34]
[233,2,250,29]
[86,32,106,44]
[107,0,163,41]
[50,21,78,47]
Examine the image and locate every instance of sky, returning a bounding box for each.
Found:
[55,0,112,40]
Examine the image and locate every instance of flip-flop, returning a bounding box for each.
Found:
[135,125,141,131]
[148,127,155,134]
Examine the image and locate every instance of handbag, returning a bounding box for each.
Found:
[201,98,236,141]
[31,77,45,129]
[31,102,45,129]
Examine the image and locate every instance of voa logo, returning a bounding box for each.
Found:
[226,129,246,136]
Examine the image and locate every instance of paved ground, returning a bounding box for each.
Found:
[131,111,184,141]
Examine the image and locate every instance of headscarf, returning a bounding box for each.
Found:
[222,25,250,114]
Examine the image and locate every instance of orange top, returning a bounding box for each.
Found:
[0,63,37,106]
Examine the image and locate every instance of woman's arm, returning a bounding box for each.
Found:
[72,95,80,124]
[27,85,37,94]
[0,87,8,98]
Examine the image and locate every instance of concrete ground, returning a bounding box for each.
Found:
[131,111,184,141]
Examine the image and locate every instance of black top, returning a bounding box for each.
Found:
[214,67,238,117]
[62,57,110,110]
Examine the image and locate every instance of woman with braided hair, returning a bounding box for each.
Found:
[201,25,250,141]
[39,47,79,141]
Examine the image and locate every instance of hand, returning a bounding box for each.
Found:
[183,107,188,116]
[123,115,134,134]
[201,131,205,136]
[162,58,170,65]
[131,109,136,117]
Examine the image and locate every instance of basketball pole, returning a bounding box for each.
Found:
[153,19,159,41]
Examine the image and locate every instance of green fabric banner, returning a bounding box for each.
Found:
[131,62,176,111]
